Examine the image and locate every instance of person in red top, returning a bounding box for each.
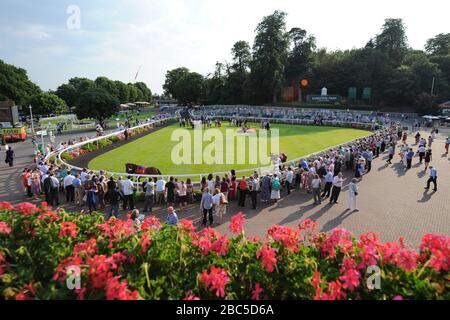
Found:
[228,176,237,200]
[22,168,32,197]
[238,176,248,207]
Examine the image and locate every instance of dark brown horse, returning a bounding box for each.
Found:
[125,163,162,175]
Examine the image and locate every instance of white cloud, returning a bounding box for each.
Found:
[0,24,52,40]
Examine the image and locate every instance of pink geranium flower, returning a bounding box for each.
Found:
[256,245,277,272]
[73,239,98,257]
[210,235,229,256]
[311,272,324,300]
[326,280,346,300]
[178,219,196,236]
[105,276,139,300]
[229,212,245,235]
[318,228,353,258]
[52,255,83,282]
[0,221,11,234]
[140,232,152,254]
[0,202,14,211]
[87,255,120,289]
[14,202,39,216]
[0,251,7,276]
[419,234,450,271]
[339,269,360,291]
[193,236,213,255]
[37,210,60,222]
[183,291,201,300]
[267,225,301,252]
[59,222,77,238]
[140,216,162,231]
[251,282,263,300]
[193,228,225,256]
[200,267,230,298]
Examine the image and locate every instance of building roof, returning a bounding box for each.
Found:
[438,101,450,109]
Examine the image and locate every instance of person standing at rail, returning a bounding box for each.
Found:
[329,173,344,205]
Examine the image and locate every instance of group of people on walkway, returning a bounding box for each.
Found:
[14,118,446,230]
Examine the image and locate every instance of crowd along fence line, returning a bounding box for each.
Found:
[45,115,384,186]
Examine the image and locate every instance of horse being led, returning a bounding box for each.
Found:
[125,163,162,175]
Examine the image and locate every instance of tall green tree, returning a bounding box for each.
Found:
[206,62,226,103]
[134,82,152,102]
[68,77,96,93]
[405,52,440,94]
[163,67,190,98]
[285,27,316,84]
[381,66,416,107]
[375,18,409,66]
[114,80,130,103]
[425,33,450,56]
[225,41,252,104]
[75,87,119,127]
[231,41,252,72]
[127,83,139,103]
[174,72,205,103]
[29,92,68,115]
[95,77,119,98]
[55,84,78,108]
[0,59,41,106]
[250,10,290,103]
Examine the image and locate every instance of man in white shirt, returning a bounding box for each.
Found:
[80,169,89,186]
[143,178,155,213]
[121,176,135,210]
[321,170,334,198]
[285,167,294,195]
[418,145,426,164]
[49,172,60,206]
[63,172,75,202]
[313,158,321,169]
[38,162,49,175]
[156,177,166,204]
[207,177,215,194]
[329,173,344,205]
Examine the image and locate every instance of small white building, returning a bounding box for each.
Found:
[439,101,450,114]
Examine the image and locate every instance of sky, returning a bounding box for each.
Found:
[0,0,449,94]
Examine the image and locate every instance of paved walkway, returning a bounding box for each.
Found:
[1,129,449,248]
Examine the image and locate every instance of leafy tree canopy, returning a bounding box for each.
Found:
[0,59,41,106]
[29,92,69,116]
[74,87,120,126]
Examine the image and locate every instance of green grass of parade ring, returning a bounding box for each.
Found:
[88,123,371,177]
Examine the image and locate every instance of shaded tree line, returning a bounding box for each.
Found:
[0,63,153,125]
[55,77,152,108]
[163,12,450,112]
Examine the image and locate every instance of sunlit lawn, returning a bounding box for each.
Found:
[88,123,370,177]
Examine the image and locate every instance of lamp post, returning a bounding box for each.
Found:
[29,105,35,134]
[430,76,435,111]
[431,76,435,96]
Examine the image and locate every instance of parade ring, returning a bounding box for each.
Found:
[46,115,378,184]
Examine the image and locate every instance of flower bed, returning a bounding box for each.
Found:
[0,202,448,300]
[62,124,156,162]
